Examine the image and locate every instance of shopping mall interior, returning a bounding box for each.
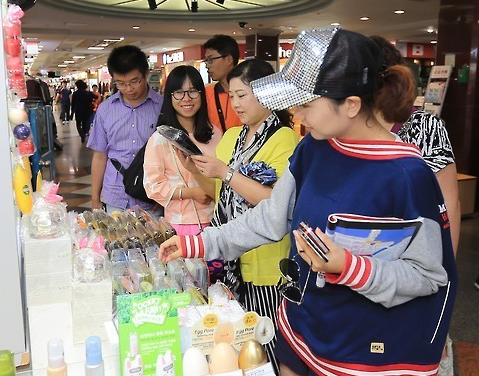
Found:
[2,0,479,374]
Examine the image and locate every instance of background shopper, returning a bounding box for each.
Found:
[87,45,163,213]
[143,65,220,235]
[71,79,93,143]
[203,34,242,132]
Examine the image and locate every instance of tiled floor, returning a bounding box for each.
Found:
[49,110,479,375]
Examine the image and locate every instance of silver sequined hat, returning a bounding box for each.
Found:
[251,27,384,110]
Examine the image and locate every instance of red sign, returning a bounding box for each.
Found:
[406,43,435,59]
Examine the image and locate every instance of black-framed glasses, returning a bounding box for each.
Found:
[171,89,201,101]
[114,77,143,90]
[278,255,312,305]
[203,55,226,64]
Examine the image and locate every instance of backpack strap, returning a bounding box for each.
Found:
[214,82,227,133]
[110,158,125,175]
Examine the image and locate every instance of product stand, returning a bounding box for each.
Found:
[0,0,28,365]
[24,101,55,185]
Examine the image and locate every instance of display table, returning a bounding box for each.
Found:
[457,173,477,216]
[25,302,119,375]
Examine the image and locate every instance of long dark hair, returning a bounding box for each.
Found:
[227,59,293,128]
[159,65,212,143]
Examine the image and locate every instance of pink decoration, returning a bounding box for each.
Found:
[4,37,21,56]
[18,138,34,155]
[6,56,23,74]
[8,73,26,91]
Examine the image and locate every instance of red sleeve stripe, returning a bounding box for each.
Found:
[180,235,205,258]
[328,251,372,289]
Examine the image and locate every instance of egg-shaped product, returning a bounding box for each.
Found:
[213,322,235,345]
[238,339,267,371]
[18,138,35,156]
[8,108,28,125]
[208,342,239,374]
[182,347,210,376]
[13,124,30,140]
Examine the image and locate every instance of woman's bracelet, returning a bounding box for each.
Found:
[179,186,184,201]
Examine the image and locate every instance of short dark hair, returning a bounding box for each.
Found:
[227,59,293,128]
[159,65,212,144]
[75,79,87,90]
[92,84,98,89]
[203,35,239,66]
[369,35,405,67]
[107,45,149,77]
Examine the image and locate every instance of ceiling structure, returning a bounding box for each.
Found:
[20,0,441,76]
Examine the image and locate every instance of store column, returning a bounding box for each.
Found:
[245,33,279,70]
[436,0,479,209]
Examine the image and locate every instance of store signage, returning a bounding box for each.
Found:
[406,43,435,59]
[279,43,294,59]
[162,51,184,65]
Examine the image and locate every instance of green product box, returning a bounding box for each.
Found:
[118,290,190,376]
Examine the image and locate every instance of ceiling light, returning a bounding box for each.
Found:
[431,40,437,44]
[104,38,123,42]
[394,10,405,14]
[427,26,435,33]
[132,26,140,29]
[360,16,370,21]
[73,56,85,59]
[331,22,340,26]
[188,28,196,32]
[88,46,105,50]
[58,64,67,67]
[64,60,75,64]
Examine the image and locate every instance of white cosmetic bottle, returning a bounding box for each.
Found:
[85,336,105,376]
[124,333,143,376]
[46,338,67,376]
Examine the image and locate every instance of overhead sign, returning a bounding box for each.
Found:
[162,51,184,65]
[406,43,435,59]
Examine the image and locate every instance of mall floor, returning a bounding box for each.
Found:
[49,110,479,375]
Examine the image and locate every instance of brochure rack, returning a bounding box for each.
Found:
[423,65,452,117]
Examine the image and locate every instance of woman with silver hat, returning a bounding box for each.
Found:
[159,28,456,376]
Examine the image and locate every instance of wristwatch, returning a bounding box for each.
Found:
[223,167,235,186]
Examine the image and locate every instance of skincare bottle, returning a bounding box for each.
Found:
[0,350,15,376]
[47,338,67,376]
[124,333,143,376]
[85,336,105,376]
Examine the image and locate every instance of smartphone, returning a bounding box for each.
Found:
[297,221,329,262]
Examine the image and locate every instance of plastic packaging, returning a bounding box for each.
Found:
[157,125,203,156]
[47,338,67,376]
[85,336,105,376]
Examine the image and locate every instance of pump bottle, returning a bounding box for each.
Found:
[47,338,67,376]
[85,336,105,376]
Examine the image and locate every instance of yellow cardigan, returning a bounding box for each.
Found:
[214,125,299,286]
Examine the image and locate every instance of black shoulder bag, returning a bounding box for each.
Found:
[110,143,156,205]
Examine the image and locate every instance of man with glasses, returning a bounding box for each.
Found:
[87,45,163,214]
[203,34,241,133]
